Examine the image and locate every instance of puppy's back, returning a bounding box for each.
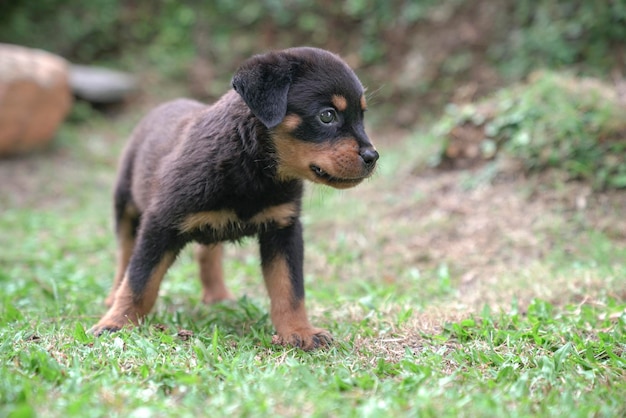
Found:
[121,99,205,211]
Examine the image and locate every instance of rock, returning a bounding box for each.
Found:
[0,43,73,156]
[69,64,138,103]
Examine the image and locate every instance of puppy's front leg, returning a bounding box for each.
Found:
[92,217,179,334]
[259,220,332,350]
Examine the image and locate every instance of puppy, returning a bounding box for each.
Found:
[91,47,379,350]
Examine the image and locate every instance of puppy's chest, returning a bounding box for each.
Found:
[178,201,298,242]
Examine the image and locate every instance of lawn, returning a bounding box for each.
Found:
[1,111,625,417]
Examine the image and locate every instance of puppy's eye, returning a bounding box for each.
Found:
[319,109,337,124]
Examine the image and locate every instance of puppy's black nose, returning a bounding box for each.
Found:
[360,148,379,167]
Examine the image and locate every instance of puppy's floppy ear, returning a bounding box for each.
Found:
[232,51,294,129]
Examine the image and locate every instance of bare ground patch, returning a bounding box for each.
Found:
[305,141,625,321]
[310,148,626,357]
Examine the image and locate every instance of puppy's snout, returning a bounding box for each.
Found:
[359,148,379,168]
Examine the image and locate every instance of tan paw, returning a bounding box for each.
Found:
[89,311,139,336]
[201,290,235,305]
[272,327,333,351]
[89,321,126,336]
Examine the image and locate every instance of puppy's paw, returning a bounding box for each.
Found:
[272,327,333,351]
[201,291,235,305]
[89,313,138,336]
[89,322,123,336]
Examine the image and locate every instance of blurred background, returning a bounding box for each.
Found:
[1,1,625,287]
[2,0,625,129]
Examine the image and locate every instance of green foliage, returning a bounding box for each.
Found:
[0,0,452,101]
[492,0,626,78]
[439,71,626,189]
[4,0,624,80]
[1,0,126,62]
[0,0,439,67]
[2,0,625,124]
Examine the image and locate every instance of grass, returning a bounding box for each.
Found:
[1,111,625,417]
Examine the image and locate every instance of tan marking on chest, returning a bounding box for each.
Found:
[250,202,298,228]
[179,203,297,233]
[179,210,239,233]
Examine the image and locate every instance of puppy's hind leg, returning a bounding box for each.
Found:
[93,216,180,334]
[105,182,140,307]
[196,243,233,304]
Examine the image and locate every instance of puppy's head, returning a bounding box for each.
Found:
[232,47,378,189]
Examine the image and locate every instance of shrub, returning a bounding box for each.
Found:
[434,71,626,189]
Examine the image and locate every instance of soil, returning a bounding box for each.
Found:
[311,139,626,313]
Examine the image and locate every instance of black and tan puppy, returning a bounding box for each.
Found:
[91,47,378,350]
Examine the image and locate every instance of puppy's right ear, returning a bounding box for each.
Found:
[232,52,293,129]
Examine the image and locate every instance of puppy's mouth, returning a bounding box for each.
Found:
[310,165,366,188]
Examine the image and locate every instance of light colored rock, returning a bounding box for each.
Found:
[0,43,73,156]
[69,64,138,103]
